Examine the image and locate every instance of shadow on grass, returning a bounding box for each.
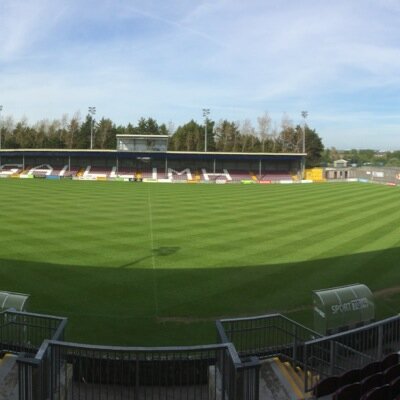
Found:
[119,247,180,268]
[0,246,400,345]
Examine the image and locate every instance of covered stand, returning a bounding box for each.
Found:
[313,284,374,335]
[0,290,29,312]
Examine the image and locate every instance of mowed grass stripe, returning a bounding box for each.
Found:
[0,180,400,345]
[151,184,399,267]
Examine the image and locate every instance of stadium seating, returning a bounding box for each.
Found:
[360,384,390,400]
[333,382,361,399]
[137,169,154,179]
[313,352,400,399]
[0,163,295,184]
[259,172,293,181]
[229,170,252,181]
[0,165,23,177]
[382,353,400,371]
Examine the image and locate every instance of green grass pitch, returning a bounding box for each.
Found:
[0,179,400,346]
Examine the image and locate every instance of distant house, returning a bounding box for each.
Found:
[333,159,348,168]
[325,159,353,180]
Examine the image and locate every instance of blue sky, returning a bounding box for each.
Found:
[1,0,400,149]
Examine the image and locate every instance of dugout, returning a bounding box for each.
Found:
[313,284,374,335]
[0,291,29,312]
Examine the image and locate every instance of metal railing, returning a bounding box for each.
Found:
[17,340,260,400]
[11,309,400,398]
[216,313,320,364]
[303,315,400,392]
[0,309,66,354]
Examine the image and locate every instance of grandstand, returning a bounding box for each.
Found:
[3,147,399,186]
[0,148,304,183]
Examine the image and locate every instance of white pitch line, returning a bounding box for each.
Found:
[147,187,159,316]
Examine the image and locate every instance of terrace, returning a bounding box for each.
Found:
[2,306,400,400]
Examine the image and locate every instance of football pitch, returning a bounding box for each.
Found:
[0,179,400,346]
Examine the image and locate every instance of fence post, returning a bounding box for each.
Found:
[303,343,309,393]
[292,324,297,366]
[378,324,383,360]
[17,358,38,400]
[235,357,260,400]
[330,341,336,375]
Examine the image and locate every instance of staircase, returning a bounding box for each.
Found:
[267,357,316,400]
[250,172,258,181]
[76,167,85,177]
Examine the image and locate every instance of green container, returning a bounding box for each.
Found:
[313,284,374,335]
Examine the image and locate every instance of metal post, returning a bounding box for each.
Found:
[300,111,308,179]
[304,344,309,392]
[378,325,383,360]
[88,106,96,149]
[301,111,308,153]
[0,105,3,150]
[330,341,336,375]
[202,108,210,152]
[292,325,298,365]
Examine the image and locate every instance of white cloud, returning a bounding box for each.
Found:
[1,0,400,148]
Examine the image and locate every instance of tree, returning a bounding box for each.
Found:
[95,118,115,149]
[169,120,203,151]
[137,117,160,135]
[257,112,272,152]
[204,119,216,151]
[305,127,324,167]
[0,112,327,155]
[67,114,81,149]
[277,113,298,152]
[13,118,35,148]
[239,119,256,152]
[214,120,240,152]
[386,158,400,167]
[75,115,92,149]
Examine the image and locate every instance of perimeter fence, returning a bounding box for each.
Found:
[4,308,259,400]
[216,313,400,393]
[0,309,66,354]
[302,315,400,391]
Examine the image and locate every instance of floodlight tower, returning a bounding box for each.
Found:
[0,105,3,150]
[88,106,96,149]
[301,110,308,153]
[202,108,210,152]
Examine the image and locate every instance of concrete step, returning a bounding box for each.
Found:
[259,359,291,400]
[268,358,314,400]
[0,353,19,400]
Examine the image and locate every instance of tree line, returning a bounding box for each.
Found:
[322,148,400,167]
[0,112,324,167]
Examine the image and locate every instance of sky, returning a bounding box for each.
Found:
[1,0,400,150]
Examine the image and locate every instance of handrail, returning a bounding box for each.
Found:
[219,312,321,337]
[0,309,66,322]
[216,319,230,343]
[217,313,321,360]
[302,315,400,392]
[303,314,400,346]
[46,339,238,353]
